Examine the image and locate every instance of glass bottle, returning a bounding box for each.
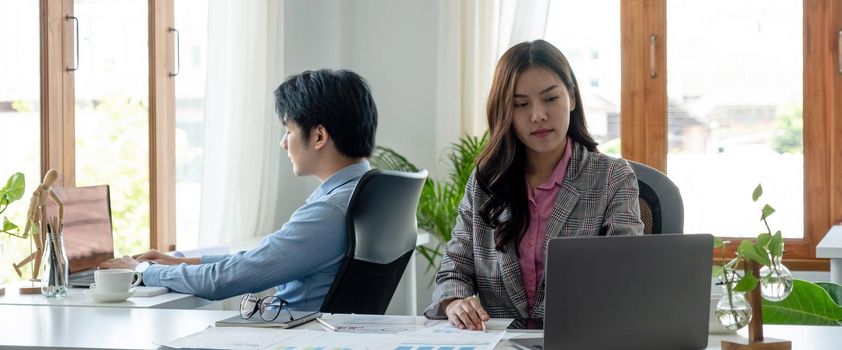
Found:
[40,230,68,297]
[715,285,752,331]
[759,255,793,301]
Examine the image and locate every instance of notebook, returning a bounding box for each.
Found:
[509,234,713,350]
[215,311,322,329]
[43,185,116,287]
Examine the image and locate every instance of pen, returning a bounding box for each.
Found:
[315,317,336,332]
[472,294,487,333]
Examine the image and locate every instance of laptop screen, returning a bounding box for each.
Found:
[544,234,713,349]
[44,185,115,273]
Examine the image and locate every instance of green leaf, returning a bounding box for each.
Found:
[415,246,437,273]
[752,184,763,202]
[756,233,771,249]
[713,236,724,249]
[370,146,420,173]
[738,240,771,267]
[4,173,25,201]
[761,204,776,220]
[769,230,784,257]
[763,280,842,325]
[2,217,17,232]
[816,282,842,306]
[711,265,724,279]
[734,272,758,292]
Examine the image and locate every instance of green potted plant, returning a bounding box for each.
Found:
[0,172,26,292]
[0,172,26,239]
[714,184,842,348]
[370,133,488,281]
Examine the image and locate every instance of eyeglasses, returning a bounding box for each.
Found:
[239,293,294,322]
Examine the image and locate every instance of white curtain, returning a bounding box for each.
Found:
[198,0,284,246]
[504,0,551,49]
[437,0,550,137]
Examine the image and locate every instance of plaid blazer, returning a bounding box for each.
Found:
[424,142,644,319]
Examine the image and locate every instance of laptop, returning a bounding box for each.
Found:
[44,185,115,287]
[510,234,713,350]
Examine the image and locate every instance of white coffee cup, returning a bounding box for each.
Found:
[91,269,142,293]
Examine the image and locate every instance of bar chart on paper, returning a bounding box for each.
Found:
[270,348,479,350]
[269,345,481,350]
[394,347,479,350]
[273,348,354,350]
[161,319,503,350]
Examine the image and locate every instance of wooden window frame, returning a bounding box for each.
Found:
[621,0,842,271]
[40,0,75,188]
[39,0,176,252]
[148,0,176,252]
[620,0,667,171]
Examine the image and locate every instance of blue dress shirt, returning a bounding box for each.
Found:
[142,161,370,311]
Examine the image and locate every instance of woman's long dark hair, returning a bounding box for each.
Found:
[476,39,598,252]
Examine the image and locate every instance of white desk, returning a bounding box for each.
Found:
[0,281,217,310]
[817,224,842,284]
[0,304,235,349]
[0,304,838,350]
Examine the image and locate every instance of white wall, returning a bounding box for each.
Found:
[282,0,342,72]
[339,1,443,174]
[282,0,449,175]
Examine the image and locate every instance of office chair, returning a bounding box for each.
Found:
[320,168,428,314]
[628,160,684,234]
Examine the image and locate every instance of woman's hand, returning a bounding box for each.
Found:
[444,296,490,331]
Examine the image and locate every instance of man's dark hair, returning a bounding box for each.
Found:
[273,69,378,158]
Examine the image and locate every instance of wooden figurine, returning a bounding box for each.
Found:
[13,169,63,294]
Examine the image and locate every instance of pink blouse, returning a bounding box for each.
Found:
[519,137,573,311]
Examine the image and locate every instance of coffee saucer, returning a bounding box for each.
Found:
[83,289,135,303]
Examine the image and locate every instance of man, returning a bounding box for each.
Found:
[101,69,378,311]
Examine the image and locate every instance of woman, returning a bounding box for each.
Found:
[425,40,644,330]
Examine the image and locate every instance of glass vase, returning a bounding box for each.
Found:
[715,286,752,331]
[40,231,68,297]
[759,255,793,301]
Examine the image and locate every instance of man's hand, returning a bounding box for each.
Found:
[100,256,140,270]
[444,296,490,331]
[132,249,185,265]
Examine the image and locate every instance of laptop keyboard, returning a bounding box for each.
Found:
[68,269,96,287]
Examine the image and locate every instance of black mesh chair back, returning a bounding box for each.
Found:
[628,160,684,234]
[320,168,428,314]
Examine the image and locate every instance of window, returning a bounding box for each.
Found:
[73,0,150,256]
[0,0,41,283]
[542,0,842,269]
[545,0,622,156]
[174,0,209,251]
[666,0,803,239]
[1,1,179,271]
[616,0,841,270]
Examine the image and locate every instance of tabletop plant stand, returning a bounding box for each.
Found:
[721,260,791,350]
[717,184,793,349]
